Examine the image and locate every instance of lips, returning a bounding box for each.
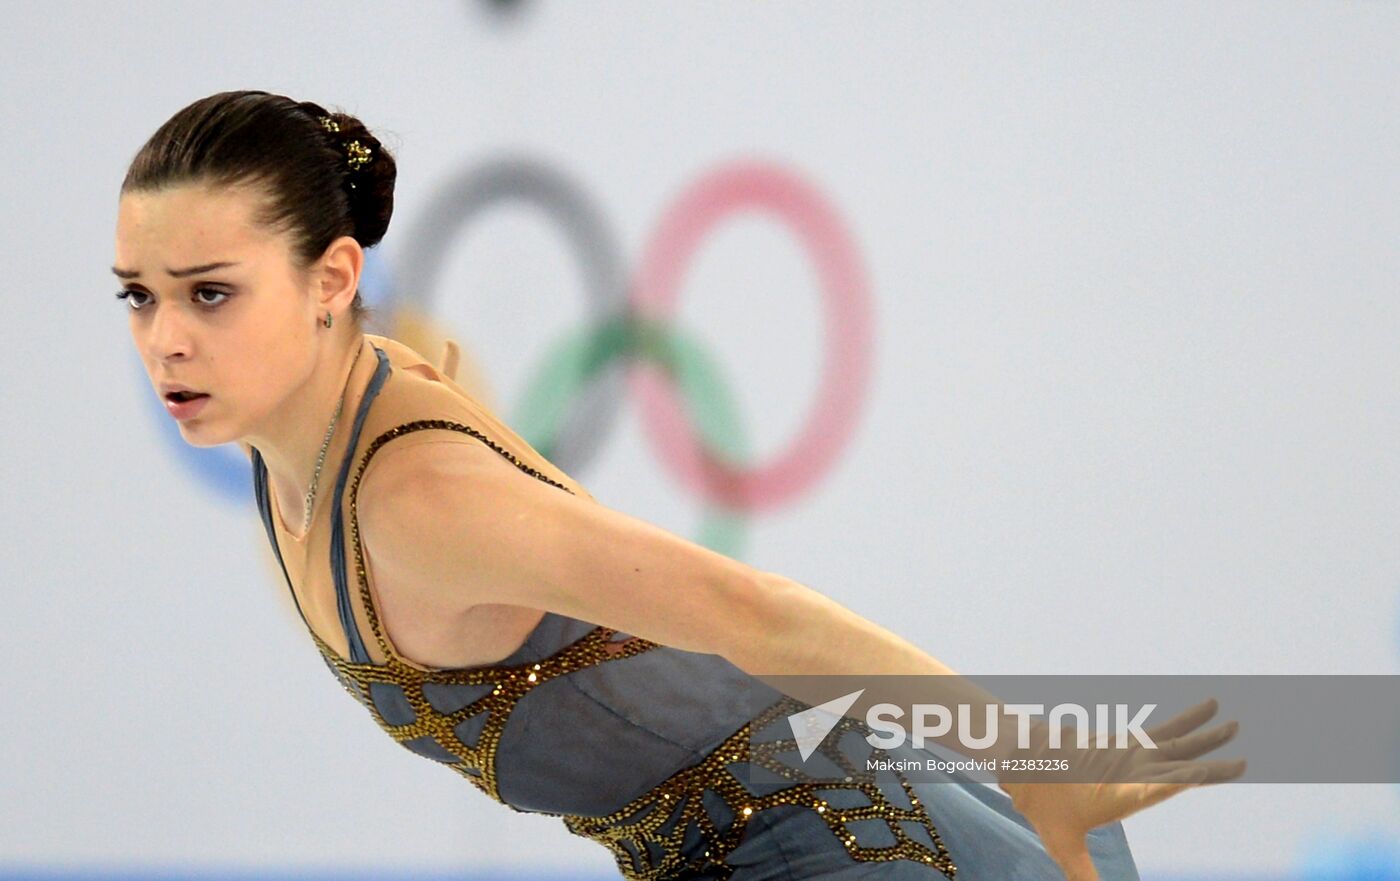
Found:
[160,382,209,401]
[164,391,211,421]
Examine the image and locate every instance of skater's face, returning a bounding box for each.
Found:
[113,181,323,446]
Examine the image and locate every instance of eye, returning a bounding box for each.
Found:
[114,287,231,311]
[114,289,151,310]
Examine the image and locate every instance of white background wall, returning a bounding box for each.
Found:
[1,1,1397,877]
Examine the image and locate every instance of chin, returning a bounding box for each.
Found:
[175,420,237,448]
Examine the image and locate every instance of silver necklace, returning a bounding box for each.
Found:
[302,342,366,534]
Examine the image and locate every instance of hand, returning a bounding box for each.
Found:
[996,697,1246,881]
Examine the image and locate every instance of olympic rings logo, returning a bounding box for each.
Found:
[145,156,874,560]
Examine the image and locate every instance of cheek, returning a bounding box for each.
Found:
[212,334,298,413]
[238,344,296,398]
[218,294,316,410]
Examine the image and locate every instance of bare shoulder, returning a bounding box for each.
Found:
[355,434,485,534]
[353,428,769,656]
[352,433,515,615]
[351,433,545,664]
[355,430,510,506]
[355,431,561,556]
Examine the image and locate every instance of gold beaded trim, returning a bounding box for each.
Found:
[311,623,655,804]
[559,694,958,880]
[324,418,956,878]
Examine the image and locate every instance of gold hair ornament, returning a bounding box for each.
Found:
[317,115,373,187]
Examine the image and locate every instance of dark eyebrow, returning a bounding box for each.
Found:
[110,260,241,279]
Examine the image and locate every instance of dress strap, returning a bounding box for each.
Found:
[248,344,392,665]
[327,344,393,664]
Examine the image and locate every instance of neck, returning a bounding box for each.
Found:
[248,333,372,535]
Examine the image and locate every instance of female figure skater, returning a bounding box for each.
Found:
[113,91,1242,880]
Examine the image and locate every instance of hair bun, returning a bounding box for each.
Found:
[312,110,396,250]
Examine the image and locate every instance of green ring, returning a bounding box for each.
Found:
[514,313,751,559]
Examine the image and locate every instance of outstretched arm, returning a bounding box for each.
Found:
[357,436,1243,881]
[357,434,964,677]
[357,434,1021,745]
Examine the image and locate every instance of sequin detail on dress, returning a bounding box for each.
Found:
[320,419,958,880]
[557,695,958,879]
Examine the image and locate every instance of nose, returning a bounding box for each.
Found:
[145,300,193,362]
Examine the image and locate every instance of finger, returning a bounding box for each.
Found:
[439,338,461,382]
[1103,738,1138,780]
[1131,760,1248,811]
[1151,719,1240,761]
[1120,772,1204,814]
[1133,758,1247,785]
[1144,698,1219,742]
[1144,698,1219,743]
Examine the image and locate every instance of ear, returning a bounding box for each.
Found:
[314,234,364,317]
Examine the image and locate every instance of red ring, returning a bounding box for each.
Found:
[628,160,874,512]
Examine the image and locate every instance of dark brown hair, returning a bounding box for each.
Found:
[121,90,397,328]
